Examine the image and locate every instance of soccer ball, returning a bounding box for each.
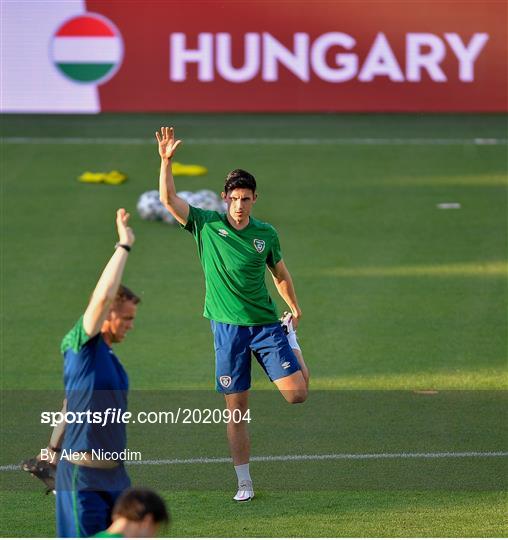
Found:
[137,190,162,221]
[187,192,207,209]
[139,189,225,225]
[196,189,220,210]
[176,190,194,204]
[158,205,176,224]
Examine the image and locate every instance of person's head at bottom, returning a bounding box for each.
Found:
[97,487,169,538]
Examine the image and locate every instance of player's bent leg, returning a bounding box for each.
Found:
[292,348,310,389]
[273,370,308,404]
[251,319,308,403]
[280,311,310,389]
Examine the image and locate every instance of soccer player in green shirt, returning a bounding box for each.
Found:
[156,127,310,501]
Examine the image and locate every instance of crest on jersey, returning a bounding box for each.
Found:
[253,239,265,253]
[219,376,232,388]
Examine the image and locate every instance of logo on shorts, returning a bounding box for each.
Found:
[281,361,291,370]
[219,375,232,388]
[218,228,229,237]
[253,239,265,253]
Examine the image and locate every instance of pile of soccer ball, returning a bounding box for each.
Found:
[136,190,226,224]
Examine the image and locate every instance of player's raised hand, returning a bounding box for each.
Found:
[156,126,182,161]
[116,208,135,246]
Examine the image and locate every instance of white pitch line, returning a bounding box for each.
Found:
[0,137,506,146]
[130,451,508,466]
[3,450,507,471]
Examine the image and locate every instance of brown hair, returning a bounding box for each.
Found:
[224,169,256,194]
[114,284,141,306]
[112,488,169,524]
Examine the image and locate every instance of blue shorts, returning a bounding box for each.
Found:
[56,458,130,537]
[211,320,301,393]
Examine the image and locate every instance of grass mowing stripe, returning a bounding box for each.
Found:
[318,261,508,277]
[1,137,506,145]
[2,451,507,471]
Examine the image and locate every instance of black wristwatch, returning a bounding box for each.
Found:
[115,243,131,252]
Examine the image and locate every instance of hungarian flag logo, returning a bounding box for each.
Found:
[51,13,123,84]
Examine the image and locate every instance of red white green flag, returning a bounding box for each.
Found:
[51,14,123,84]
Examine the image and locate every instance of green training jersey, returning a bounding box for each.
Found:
[183,205,282,325]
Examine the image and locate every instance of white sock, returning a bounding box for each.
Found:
[234,463,251,484]
[287,330,301,352]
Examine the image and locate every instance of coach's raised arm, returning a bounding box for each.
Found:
[83,208,135,338]
[156,126,189,226]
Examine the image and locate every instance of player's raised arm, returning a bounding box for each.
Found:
[268,259,302,328]
[156,126,189,225]
[83,209,135,337]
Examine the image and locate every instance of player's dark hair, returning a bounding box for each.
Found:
[224,169,256,195]
[115,285,141,306]
[112,488,169,524]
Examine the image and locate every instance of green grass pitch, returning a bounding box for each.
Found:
[0,113,507,537]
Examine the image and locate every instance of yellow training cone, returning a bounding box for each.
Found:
[78,172,104,183]
[172,162,208,176]
[78,170,128,185]
[103,171,128,185]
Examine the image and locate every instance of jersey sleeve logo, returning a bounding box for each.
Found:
[253,239,266,253]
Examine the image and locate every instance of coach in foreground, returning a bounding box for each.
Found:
[56,209,139,537]
[157,126,310,502]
